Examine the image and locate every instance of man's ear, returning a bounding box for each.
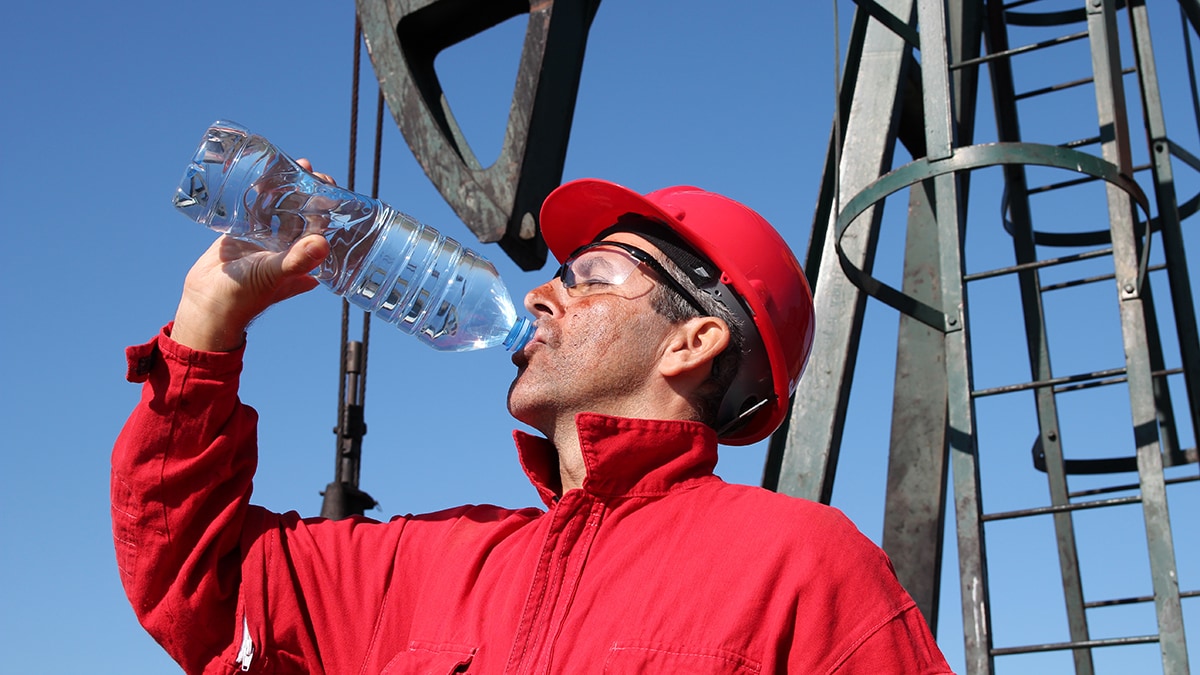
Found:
[659,316,731,379]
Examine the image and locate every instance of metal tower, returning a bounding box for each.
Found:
[764,1,1199,672]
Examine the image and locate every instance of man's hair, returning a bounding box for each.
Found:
[649,257,745,428]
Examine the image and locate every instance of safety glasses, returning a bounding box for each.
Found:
[554,241,708,315]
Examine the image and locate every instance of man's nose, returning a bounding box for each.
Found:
[524,278,564,317]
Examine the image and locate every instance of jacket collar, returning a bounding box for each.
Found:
[513,412,719,506]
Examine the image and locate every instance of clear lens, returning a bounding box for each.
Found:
[561,245,643,294]
[555,240,709,315]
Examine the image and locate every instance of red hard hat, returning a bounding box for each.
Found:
[539,178,815,445]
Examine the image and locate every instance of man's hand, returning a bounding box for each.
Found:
[170,158,335,352]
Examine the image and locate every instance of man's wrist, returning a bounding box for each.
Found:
[171,303,248,353]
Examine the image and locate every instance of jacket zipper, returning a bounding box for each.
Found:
[235,616,254,671]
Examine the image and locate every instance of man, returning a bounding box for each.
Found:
[112,176,953,673]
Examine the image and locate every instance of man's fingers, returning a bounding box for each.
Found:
[280,234,330,277]
[297,157,337,186]
[264,235,328,305]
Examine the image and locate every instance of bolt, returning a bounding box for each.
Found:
[1124,283,1135,293]
[519,212,537,240]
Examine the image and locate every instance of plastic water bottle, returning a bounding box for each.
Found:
[172,120,534,353]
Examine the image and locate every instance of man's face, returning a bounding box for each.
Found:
[507,232,680,432]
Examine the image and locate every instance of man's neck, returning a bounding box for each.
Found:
[541,394,700,495]
[549,417,586,493]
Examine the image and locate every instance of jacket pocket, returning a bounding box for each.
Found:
[380,641,477,674]
[603,641,761,674]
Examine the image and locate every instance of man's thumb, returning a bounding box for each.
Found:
[281,234,330,276]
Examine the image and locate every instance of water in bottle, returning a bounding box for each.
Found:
[172,120,534,353]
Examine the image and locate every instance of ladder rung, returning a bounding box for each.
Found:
[1027,160,1153,197]
[1061,134,1102,149]
[975,366,1182,398]
[1070,471,1200,499]
[1053,366,1182,395]
[1016,74,1094,101]
[991,635,1160,656]
[964,247,1113,282]
[1052,373,1128,394]
[1041,263,1167,293]
[973,367,1126,397]
[1041,269,1117,292]
[1027,172,1100,196]
[982,494,1141,522]
[951,31,1089,71]
[1016,67,1136,101]
[1085,588,1200,610]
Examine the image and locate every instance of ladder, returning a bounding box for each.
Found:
[765,0,1199,672]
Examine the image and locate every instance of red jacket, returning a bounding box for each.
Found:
[112,327,953,674]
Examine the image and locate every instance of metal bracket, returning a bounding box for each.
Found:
[356,0,601,270]
[834,141,1153,331]
[852,0,920,47]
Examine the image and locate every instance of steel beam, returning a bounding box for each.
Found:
[1086,1,1189,671]
[355,0,600,269]
[766,0,915,504]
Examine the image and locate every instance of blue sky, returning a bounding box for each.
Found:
[1,1,1196,673]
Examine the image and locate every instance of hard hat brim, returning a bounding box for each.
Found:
[540,178,692,263]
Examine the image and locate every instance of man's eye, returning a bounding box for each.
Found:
[571,262,613,283]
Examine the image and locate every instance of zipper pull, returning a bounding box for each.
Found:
[236,616,255,671]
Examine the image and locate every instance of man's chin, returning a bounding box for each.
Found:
[505,378,530,422]
[506,383,548,432]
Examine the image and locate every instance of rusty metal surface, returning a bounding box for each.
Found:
[786,0,1197,672]
[982,3,1093,670]
[880,180,951,631]
[880,0,982,634]
[764,0,914,504]
[1085,1,1190,671]
[355,0,600,270]
[1128,0,1200,460]
[321,339,379,519]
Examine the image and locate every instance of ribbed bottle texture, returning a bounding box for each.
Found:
[172,120,533,353]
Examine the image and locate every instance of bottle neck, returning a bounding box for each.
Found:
[504,316,535,352]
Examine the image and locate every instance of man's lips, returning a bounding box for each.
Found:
[511,325,550,367]
[529,321,557,348]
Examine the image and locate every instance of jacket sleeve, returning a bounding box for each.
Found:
[777,503,956,675]
[111,325,259,674]
[109,327,513,674]
[828,603,956,674]
[818,540,956,675]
